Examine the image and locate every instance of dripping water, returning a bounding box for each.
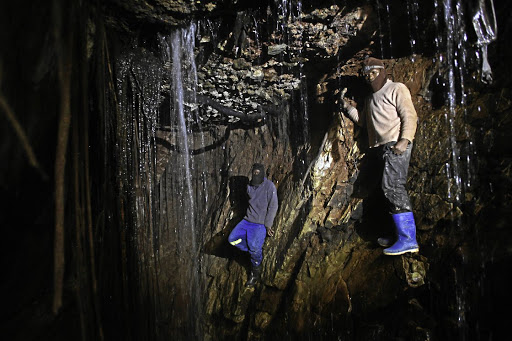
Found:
[384,1,394,58]
[275,0,310,179]
[437,0,493,205]
[442,0,463,205]
[159,23,205,339]
[116,41,164,338]
[252,13,263,65]
[406,0,420,56]
[440,2,467,338]
[375,0,393,58]
[276,0,290,40]
[375,0,385,58]
[199,19,222,47]
[115,22,206,339]
[435,1,498,338]
[295,0,310,177]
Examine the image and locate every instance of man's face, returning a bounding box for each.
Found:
[364,68,380,83]
[252,169,261,177]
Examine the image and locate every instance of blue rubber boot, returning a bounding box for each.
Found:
[383,212,419,255]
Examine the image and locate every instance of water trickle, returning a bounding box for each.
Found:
[114,22,207,339]
[440,0,470,205]
[252,14,262,64]
[171,26,197,219]
[437,0,483,210]
[432,1,498,337]
[276,0,290,39]
[384,1,393,58]
[406,0,420,55]
[115,36,165,338]
[375,0,385,58]
[472,0,497,84]
[274,0,310,178]
[294,0,310,175]
[375,0,394,58]
[159,23,205,338]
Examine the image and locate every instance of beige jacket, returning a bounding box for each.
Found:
[347,79,417,147]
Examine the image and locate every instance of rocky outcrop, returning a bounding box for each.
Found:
[2,0,511,340]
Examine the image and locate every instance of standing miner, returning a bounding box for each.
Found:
[341,57,419,255]
[228,163,279,286]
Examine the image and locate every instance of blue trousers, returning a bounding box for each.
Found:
[228,219,267,267]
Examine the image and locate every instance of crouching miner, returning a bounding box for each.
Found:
[342,57,419,255]
[228,163,279,286]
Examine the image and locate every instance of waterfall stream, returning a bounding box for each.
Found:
[435,1,497,339]
[165,23,204,338]
[115,23,206,339]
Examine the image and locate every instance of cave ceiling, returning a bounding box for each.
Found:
[104,0,377,127]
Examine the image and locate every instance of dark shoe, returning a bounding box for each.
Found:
[377,237,393,247]
[245,265,261,287]
[318,226,333,243]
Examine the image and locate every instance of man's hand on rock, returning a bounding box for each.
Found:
[341,98,351,111]
[340,87,352,111]
[267,227,274,237]
[340,88,351,110]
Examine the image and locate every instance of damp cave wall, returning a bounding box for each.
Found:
[1,0,512,340]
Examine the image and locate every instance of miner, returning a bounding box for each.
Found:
[228,163,279,286]
[341,57,419,255]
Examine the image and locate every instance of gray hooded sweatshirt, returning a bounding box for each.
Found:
[244,178,279,228]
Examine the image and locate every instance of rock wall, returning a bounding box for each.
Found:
[1,0,511,340]
[106,1,512,339]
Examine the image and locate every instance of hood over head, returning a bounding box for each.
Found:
[250,163,265,186]
[363,57,387,92]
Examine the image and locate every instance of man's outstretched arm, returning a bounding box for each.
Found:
[341,88,364,127]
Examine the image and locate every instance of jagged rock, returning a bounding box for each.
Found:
[233,58,251,70]
[3,0,512,340]
[267,43,287,56]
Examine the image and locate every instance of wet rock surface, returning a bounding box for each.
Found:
[2,0,512,340]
